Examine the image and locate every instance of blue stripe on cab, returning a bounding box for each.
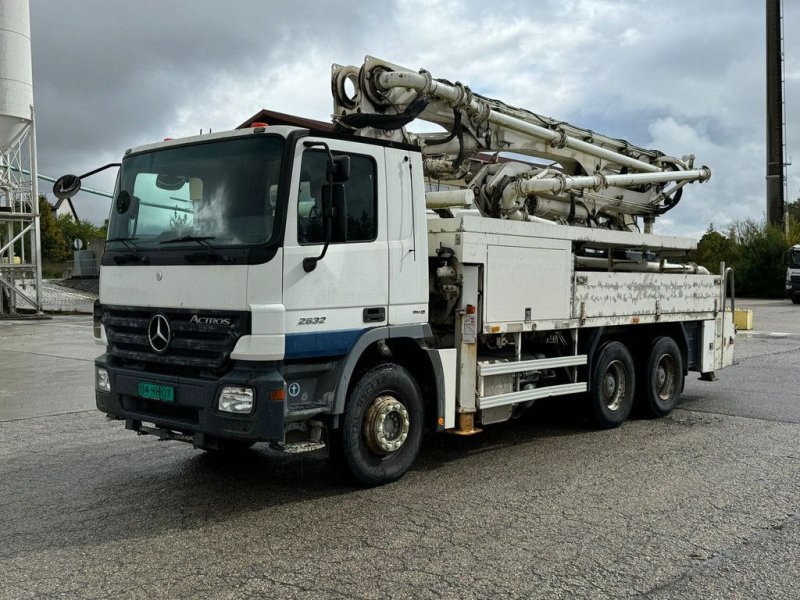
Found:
[284,329,367,360]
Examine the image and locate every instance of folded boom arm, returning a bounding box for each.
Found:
[331,56,710,231]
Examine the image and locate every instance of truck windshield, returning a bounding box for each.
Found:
[791,250,800,267]
[107,135,284,249]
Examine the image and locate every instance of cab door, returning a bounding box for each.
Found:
[282,138,388,360]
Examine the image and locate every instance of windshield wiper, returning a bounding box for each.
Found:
[158,235,216,245]
[159,235,232,264]
[107,237,141,253]
[107,237,150,264]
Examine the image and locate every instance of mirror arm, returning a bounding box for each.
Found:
[303,189,334,272]
[303,237,331,272]
[79,163,121,180]
[54,163,122,200]
[301,141,336,273]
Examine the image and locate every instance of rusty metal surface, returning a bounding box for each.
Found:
[574,272,719,319]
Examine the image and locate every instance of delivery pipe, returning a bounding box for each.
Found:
[501,167,711,210]
[376,70,663,174]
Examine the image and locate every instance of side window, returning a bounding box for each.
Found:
[297,150,377,244]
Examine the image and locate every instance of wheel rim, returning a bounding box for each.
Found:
[602,360,627,411]
[655,353,677,401]
[363,395,410,456]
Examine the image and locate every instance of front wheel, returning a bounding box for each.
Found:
[792,296,800,305]
[587,341,635,428]
[336,363,423,486]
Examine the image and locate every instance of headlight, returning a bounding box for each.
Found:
[95,367,111,392]
[218,386,255,414]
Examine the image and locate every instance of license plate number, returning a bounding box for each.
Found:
[137,381,175,402]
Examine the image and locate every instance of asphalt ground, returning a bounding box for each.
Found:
[0,301,799,599]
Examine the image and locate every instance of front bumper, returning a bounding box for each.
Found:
[95,354,286,442]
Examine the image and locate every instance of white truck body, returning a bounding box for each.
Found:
[82,59,736,485]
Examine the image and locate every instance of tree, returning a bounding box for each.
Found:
[57,214,104,253]
[688,219,789,298]
[688,224,739,274]
[38,196,69,263]
[730,220,787,297]
[788,200,800,245]
[788,199,800,225]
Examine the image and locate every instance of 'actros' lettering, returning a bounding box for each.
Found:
[190,315,231,325]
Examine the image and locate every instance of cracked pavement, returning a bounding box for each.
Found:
[1,301,799,598]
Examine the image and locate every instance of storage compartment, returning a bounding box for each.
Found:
[484,243,571,324]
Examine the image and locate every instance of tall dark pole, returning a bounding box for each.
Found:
[766,0,785,228]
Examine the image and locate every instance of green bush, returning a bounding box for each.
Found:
[690,224,740,274]
[42,261,69,279]
[730,221,787,297]
[37,195,107,266]
[689,209,800,298]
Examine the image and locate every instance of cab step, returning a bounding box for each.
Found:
[269,441,327,454]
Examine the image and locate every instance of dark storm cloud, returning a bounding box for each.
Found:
[26,0,800,236]
[30,0,381,220]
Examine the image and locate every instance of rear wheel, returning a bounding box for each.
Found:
[640,336,683,417]
[336,363,423,486]
[588,341,635,428]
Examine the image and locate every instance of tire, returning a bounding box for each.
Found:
[588,341,635,428]
[792,296,800,305]
[336,363,423,486]
[640,336,684,418]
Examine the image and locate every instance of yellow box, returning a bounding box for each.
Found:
[734,308,753,330]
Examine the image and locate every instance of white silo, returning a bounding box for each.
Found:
[0,0,41,315]
[0,0,33,146]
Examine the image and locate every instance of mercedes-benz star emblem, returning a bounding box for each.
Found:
[147,314,171,354]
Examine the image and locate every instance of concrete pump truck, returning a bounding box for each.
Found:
[55,57,736,486]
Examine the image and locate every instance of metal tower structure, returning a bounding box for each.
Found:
[766,0,787,229]
[0,117,42,314]
[0,0,42,315]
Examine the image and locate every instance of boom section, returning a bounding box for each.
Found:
[332,56,711,231]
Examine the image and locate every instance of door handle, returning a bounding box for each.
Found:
[363,307,386,323]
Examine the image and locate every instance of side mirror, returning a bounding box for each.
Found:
[303,183,349,273]
[52,162,122,201]
[115,190,139,219]
[116,190,131,214]
[330,155,350,184]
[330,183,348,242]
[53,174,82,200]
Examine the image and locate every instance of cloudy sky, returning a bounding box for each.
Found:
[28,0,800,238]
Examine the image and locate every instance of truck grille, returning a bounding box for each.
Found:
[103,305,249,371]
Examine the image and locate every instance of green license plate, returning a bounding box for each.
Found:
[137,381,175,402]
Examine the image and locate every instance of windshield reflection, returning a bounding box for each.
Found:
[108,135,284,248]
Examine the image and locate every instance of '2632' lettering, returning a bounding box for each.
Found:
[298,317,326,325]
